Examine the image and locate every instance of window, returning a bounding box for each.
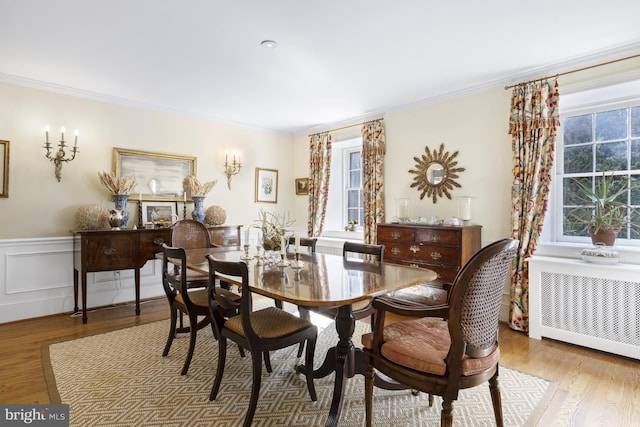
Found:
[553,80,640,245]
[322,137,363,236]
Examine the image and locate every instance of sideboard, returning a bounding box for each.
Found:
[377,223,482,286]
[73,225,241,323]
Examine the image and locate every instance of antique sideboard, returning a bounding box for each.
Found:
[377,222,482,288]
[73,225,241,323]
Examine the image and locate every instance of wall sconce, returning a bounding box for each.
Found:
[43,125,79,182]
[223,150,241,189]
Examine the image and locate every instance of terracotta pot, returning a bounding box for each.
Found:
[589,227,619,246]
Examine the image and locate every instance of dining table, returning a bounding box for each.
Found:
[163,247,437,427]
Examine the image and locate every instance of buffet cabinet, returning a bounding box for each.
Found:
[377,223,482,285]
[73,225,241,323]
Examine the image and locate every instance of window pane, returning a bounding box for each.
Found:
[563,207,589,237]
[630,174,640,206]
[564,145,592,174]
[350,171,361,187]
[349,152,361,169]
[564,176,591,206]
[347,189,359,207]
[595,109,627,141]
[564,114,592,145]
[632,106,640,137]
[631,140,640,170]
[347,209,359,223]
[595,141,627,172]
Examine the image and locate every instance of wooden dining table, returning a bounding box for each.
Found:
[165,247,437,427]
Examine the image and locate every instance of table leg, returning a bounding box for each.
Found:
[81,270,88,324]
[73,268,79,314]
[134,267,141,315]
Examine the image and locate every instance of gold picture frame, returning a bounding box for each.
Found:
[113,148,196,201]
[255,167,278,203]
[295,178,309,195]
[0,140,9,198]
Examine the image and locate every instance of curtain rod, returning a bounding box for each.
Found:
[504,52,640,90]
[308,117,384,137]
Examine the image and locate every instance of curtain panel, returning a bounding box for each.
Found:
[508,78,560,333]
[361,119,386,244]
[307,132,332,237]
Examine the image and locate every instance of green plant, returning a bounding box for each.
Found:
[566,173,639,234]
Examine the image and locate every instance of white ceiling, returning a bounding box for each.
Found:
[2,0,640,134]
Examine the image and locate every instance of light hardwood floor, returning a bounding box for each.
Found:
[1,297,638,426]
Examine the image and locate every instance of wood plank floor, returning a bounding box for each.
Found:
[1,297,638,426]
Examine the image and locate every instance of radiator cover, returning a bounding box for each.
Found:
[529,256,640,360]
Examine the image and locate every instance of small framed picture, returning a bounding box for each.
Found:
[295,178,309,195]
[140,201,177,226]
[255,168,278,203]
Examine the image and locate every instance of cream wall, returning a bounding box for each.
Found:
[293,87,515,245]
[0,82,295,239]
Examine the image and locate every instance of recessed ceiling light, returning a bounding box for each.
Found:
[260,40,278,49]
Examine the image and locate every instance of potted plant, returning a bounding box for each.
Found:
[566,173,639,246]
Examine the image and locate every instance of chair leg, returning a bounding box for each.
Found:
[304,337,317,401]
[243,350,263,427]
[296,307,310,357]
[440,398,454,427]
[364,353,375,427]
[263,351,273,373]
[162,307,178,357]
[210,336,227,401]
[489,373,504,427]
[180,313,198,375]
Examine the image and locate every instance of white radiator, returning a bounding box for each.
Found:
[529,256,640,360]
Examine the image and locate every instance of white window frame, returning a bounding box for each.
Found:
[537,72,640,262]
[344,147,363,227]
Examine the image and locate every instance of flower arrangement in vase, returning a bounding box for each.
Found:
[186,175,217,223]
[254,209,294,251]
[345,220,358,232]
[98,171,137,228]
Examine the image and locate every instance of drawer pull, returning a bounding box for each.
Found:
[153,238,165,245]
[410,263,418,268]
[430,251,442,260]
[391,247,401,255]
[104,247,117,256]
[410,245,420,253]
[391,232,401,240]
[430,235,441,243]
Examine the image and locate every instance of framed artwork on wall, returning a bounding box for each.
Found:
[295,178,309,195]
[255,168,278,203]
[140,200,177,227]
[113,148,196,201]
[0,140,8,198]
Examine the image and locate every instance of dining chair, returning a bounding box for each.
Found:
[361,238,519,427]
[288,235,318,252]
[161,244,212,375]
[172,219,216,288]
[206,255,318,427]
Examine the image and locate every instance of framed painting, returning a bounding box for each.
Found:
[113,148,196,201]
[0,140,8,198]
[295,178,309,195]
[255,167,278,203]
[140,201,177,227]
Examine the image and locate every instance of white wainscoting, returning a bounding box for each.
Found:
[529,255,640,360]
[0,237,165,324]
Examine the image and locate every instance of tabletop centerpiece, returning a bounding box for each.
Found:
[98,171,137,228]
[186,175,217,223]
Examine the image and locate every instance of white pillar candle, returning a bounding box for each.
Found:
[280,236,286,255]
[295,233,300,252]
[245,227,250,244]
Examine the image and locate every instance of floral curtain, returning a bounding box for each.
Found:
[361,119,386,244]
[307,132,332,237]
[508,78,560,333]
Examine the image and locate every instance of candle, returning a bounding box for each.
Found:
[295,233,300,252]
[225,151,228,162]
[280,236,286,255]
[45,125,49,143]
[139,191,142,202]
[74,129,79,146]
[60,127,65,141]
[183,193,186,203]
[245,227,250,244]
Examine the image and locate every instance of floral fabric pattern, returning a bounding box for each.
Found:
[361,119,386,244]
[307,132,332,237]
[508,78,560,333]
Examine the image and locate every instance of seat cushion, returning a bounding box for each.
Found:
[175,288,209,307]
[225,307,314,339]
[361,317,499,376]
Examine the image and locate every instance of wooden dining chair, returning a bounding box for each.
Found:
[362,238,519,427]
[206,255,318,427]
[172,219,216,288]
[161,244,212,375]
[288,235,318,252]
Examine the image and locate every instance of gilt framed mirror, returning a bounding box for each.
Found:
[409,143,465,203]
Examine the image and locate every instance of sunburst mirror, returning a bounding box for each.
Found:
[409,143,465,203]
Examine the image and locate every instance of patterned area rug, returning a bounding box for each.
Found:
[44,316,556,426]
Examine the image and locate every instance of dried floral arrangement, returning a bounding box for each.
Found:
[186,175,217,197]
[205,205,227,225]
[75,204,109,230]
[254,209,294,251]
[98,171,137,195]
